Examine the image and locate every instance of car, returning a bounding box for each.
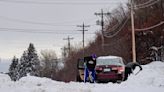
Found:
[95,56,125,83]
[76,58,85,82]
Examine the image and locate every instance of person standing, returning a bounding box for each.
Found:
[84,54,97,83]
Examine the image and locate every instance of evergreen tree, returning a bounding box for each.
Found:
[19,51,28,78]
[9,56,19,81]
[27,43,40,76]
[19,43,40,78]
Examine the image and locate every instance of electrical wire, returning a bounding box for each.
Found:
[106,21,121,32]
[0,0,124,5]
[134,0,160,9]
[103,16,130,38]
[0,15,97,27]
[0,16,81,26]
[135,21,164,31]
[103,0,162,37]
[133,0,163,31]
[0,27,95,34]
[135,0,157,7]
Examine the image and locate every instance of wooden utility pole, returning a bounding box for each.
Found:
[95,9,110,52]
[130,0,136,63]
[77,23,90,57]
[63,36,74,54]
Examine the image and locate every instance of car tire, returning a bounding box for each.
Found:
[95,80,100,83]
[112,81,117,83]
[76,75,83,82]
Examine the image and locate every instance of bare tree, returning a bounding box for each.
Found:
[40,49,59,79]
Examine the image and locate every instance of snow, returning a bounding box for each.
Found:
[97,55,122,59]
[0,61,164,92]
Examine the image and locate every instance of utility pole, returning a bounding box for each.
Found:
[63,36,74,54]
[61,46,67,59]
[95,9,110,53]
[130,0,136,63]
[77,22,90,57]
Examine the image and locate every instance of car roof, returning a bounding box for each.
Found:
[97,56,122,60]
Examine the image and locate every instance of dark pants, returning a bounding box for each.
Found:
[124,67,132,81]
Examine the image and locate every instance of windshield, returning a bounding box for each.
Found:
[97,58,124,66]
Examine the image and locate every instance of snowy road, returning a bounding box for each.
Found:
[0,61,164,92]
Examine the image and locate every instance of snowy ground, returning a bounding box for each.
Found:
[0,61,164,92]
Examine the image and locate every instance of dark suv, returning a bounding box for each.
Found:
[95,56,125,83]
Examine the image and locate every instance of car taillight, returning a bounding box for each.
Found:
[96,67,103,73]
[96,67,103,71]
[118,67,125,74]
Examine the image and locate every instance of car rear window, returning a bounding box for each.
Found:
[97,58,124,66]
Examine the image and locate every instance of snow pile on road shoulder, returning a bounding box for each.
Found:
[0,61,164,92]
[123,61,164,87]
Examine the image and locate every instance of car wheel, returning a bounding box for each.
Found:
[76,75,82,82]
[95,80,100,83]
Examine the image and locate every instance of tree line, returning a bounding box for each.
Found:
[8,43,62,81]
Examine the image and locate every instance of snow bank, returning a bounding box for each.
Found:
[126,61,164,87]
[97,55,122,59]
[0,61,164,92]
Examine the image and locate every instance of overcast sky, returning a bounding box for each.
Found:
[0,0,127,60]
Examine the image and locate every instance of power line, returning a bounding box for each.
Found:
[135,0,160,9]
[103,0,162,37]
[0,16,76,26]
[103,33,129,47]
[132,0,163,31]
[135,0,157,7]
[0,15,96,27]
[0,27,73,32]
[135,21,164,31]
[0,27,95,34]
[0,0,125,5]
[106,23,120,33]
[104,16,130,38]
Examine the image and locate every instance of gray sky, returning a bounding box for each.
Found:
[0,0,127,59]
